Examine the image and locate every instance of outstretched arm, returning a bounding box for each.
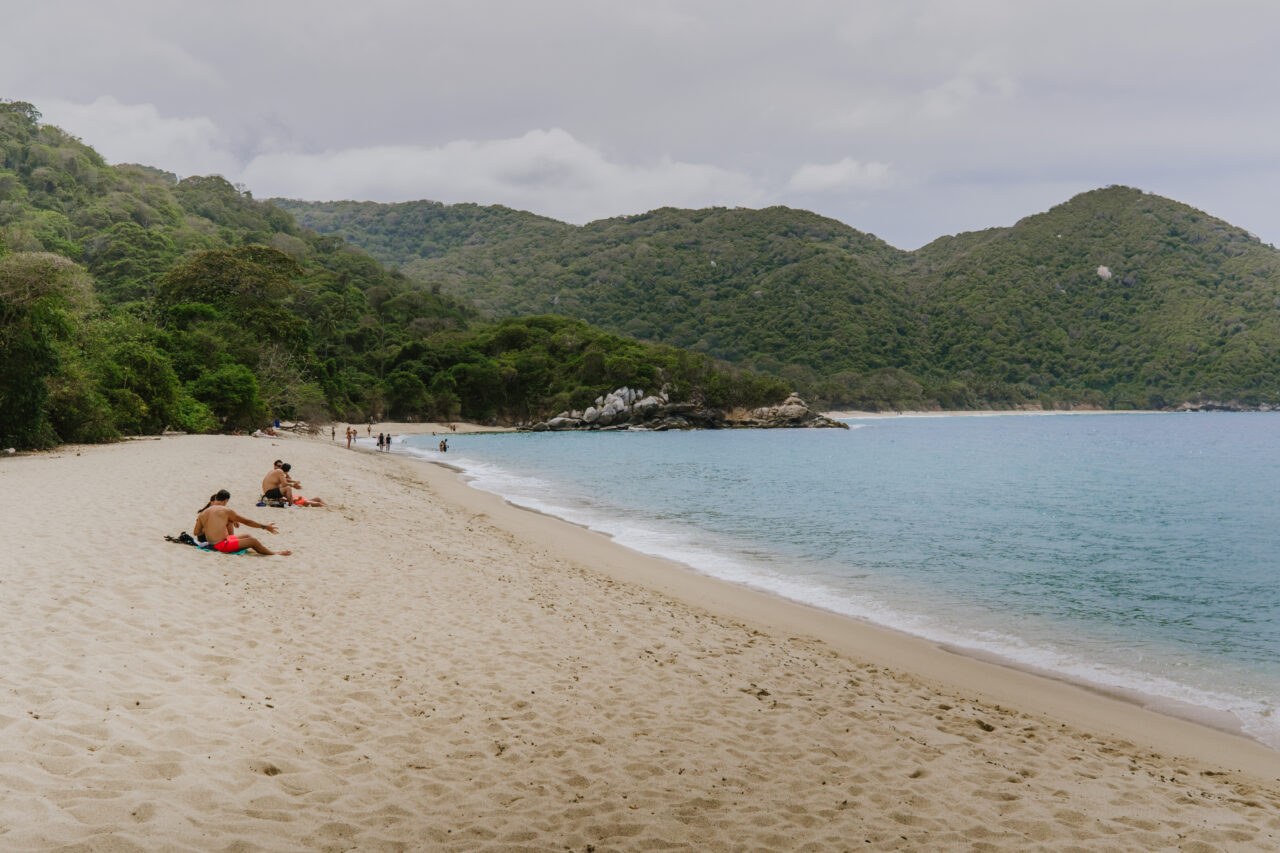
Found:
[227,509,279,535]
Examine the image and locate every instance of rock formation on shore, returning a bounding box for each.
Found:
[1174,399,1278,412]
[526,389,848,431]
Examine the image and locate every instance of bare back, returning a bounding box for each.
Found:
[195,505,236,543]
[262,469,287,493]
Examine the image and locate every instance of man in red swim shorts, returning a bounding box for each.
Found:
[194,490,291,556]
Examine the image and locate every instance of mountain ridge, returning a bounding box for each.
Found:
[277,186,1280,409]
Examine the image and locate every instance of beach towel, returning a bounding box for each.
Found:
[164,532,248,554]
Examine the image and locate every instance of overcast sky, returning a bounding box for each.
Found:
[6,1,1278,249]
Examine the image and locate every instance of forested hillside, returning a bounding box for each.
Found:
[7,93,1277,454]
[279,187,1280,410]
[0,101,785,449]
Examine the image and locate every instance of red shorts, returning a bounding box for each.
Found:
[212,536,242,553]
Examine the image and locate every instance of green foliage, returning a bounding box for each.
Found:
[98,339,183,434]
[0,104,795,447]
[286,188,1280,411]
[189,363,266,429]
[387,315,788,423]
[169,394,219,434]
[83,221,179,302]
[17,97,1280,451]
[0,252,91,447]
[45,357,117,444]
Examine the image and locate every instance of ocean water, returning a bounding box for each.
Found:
[398,414,1280,749]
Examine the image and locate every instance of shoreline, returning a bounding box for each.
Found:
[384,431,1280,776]
[389,424,1280,761]
[3,430,1277,849]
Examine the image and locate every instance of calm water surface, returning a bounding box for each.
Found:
[400,413,1280,748]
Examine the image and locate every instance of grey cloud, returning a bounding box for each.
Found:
[5,0,1280,248]
[239,129,769,224]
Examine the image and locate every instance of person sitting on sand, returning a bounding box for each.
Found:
[194,491,232,544]
[276,462,328,506]
[273,459,302,487]
[194,490,291,556]
[262,461,295,504]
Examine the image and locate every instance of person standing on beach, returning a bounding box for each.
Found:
[194,491,291,555]
[346,427,353,449]
[331,425,336,441]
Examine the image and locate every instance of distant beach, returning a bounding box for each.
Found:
[0,430,1276,850]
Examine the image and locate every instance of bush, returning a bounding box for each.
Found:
[189,363,266,429]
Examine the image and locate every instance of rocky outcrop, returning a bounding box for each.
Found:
[1174,399,1277,412]
[525,389,848,431]
[723,394,850,429]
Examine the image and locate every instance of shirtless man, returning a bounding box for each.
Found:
[274,461,328,507]
[194,490,291,555]
[262,461,295,504]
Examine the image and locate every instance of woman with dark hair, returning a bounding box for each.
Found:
[199,489,231,514]
[196,489,233,543]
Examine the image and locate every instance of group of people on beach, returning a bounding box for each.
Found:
[193,459,329,556]
[333,424,390,449]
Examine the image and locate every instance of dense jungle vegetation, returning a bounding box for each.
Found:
[279,185,1280,412]
[6,96,1279,451]
[0,101,784,449]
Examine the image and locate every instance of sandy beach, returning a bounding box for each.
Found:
[1,429,1277,851]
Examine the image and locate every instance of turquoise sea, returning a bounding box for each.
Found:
[399,413,1280,749]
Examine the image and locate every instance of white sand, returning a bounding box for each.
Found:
[0,432,1276,851]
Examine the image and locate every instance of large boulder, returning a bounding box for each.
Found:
[733,394,848,429]
[633,395,663,418]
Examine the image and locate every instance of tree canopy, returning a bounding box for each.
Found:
[280,187,1280,411]
[0,101,789,449]
[6,96,1279,451]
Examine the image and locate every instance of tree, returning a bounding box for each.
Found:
[189,363,266,429]
[0,252,93,448]
[83,221,179,302]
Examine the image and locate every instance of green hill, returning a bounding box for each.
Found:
[0,101,784,449]
[279,188,1280,410]
[914,187,1280,408]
